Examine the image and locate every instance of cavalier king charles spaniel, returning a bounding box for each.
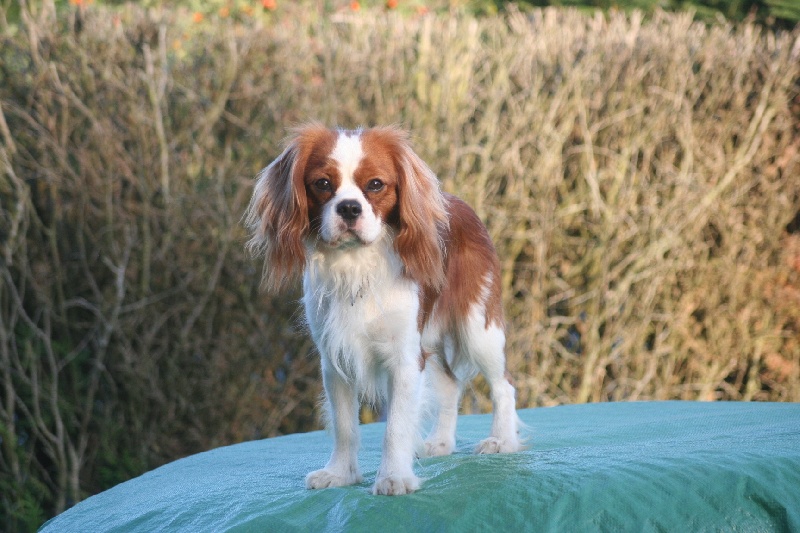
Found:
[245,125,522,496]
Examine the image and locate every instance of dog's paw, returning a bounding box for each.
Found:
[475,436,522,454]
[305,468,362,490]
[372,474,421,496]
[423,439,455,457]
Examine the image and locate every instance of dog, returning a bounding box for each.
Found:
[245,125,522,496]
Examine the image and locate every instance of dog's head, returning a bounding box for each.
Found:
[246,124,447,291]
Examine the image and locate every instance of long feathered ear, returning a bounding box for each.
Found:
[390,129,448,290]
[245,137,309,292]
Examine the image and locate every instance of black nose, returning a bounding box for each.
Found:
[336,199,362,221]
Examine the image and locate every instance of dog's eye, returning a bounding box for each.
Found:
[314,178,332,192]
[366,179,384,192]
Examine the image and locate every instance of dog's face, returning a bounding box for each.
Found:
[304,130,398,249]
[245,125,447,291]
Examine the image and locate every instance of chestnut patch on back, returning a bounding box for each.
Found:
[418,194,504,332]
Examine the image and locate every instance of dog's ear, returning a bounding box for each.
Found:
[245,130,313,291]
[387,128,448,291]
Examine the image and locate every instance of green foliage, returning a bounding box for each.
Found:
[0,432,48,533]
[765,0,800,21]
[508,0,798,25]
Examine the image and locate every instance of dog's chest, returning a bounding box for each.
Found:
[305,276,417,345]
[303,248,420,373]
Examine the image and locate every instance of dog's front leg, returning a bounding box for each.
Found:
[306,363,362,489]
[373,361,422,495]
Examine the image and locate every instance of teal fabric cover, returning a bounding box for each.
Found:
[41,402,800,532]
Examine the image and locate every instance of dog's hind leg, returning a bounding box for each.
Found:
[462,316,523,454]
[423,350,462,457]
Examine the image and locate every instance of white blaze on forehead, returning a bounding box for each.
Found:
[318,129,382,245]
[330,130,364,189]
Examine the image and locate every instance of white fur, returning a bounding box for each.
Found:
[329,130,364,180]
[295,131,522,496]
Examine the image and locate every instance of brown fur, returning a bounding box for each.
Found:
[245,124,337,290]
[361,127,447,292]
[418,194,504,334]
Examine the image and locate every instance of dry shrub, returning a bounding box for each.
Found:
[0,3,798,526]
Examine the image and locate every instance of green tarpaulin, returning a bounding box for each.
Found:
[41,402,800,532]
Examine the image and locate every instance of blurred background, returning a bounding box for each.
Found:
[1,0,798,529]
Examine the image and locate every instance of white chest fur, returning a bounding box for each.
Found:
[302,234,421,401]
